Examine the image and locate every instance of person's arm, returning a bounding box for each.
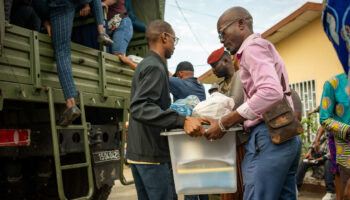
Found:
[118,54,137,70]
[130,65,184,128]
[103,0,117,6]
[125,0,146,32]
[205,43,284,139]
[130,65,204,135]
[319,80,350,141]
[236,44,284,120]
[313,126,325,153]
[80,4,91,17]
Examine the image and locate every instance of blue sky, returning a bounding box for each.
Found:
[164,0,323,79]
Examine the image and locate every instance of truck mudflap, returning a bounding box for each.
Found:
[92,149,121,189]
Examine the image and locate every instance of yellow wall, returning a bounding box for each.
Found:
[274,17,343,105]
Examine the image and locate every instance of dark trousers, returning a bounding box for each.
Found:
[130,163,177,200]
[11,4,41,31]
[296,159,335,193]
[184,194,209,200]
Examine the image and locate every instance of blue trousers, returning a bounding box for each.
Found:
[111,17,133,54]
[242,123,301,200]
[49,0,104,100]
[130,163,177,200]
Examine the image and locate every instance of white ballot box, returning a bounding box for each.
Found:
[161,126,241,195]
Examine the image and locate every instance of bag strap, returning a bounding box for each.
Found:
[243,73,291,99]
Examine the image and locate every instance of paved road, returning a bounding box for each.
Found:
[108,166,325,200]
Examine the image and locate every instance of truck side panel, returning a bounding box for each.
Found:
[0,25,133,107]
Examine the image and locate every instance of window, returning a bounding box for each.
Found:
[290,80,317,119]
[290,80,318,142]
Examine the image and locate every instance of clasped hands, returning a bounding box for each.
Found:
[184,116,226,140]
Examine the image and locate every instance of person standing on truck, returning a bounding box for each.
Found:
[126,19,205,200]
[169,61,206,102]
[103,0,136,70]
[204,7,301,200]
[42,0,113,126]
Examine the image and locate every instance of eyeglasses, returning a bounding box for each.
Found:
[218,17,251,40]
[164,32,179,46]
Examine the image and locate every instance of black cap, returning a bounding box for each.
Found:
[173,61,194,77]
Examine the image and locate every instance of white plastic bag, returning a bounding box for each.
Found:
[192,92,234,119]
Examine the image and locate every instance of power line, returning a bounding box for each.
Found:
[167,3,217,18]
[174,0,209,55]
[167,2,267,34]
[169,64,211,69]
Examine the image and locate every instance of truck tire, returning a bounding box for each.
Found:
[93,184,112,200]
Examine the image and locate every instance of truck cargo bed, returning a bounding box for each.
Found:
[0,25,134,109]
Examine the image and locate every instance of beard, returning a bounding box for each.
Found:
[165,49,173,59]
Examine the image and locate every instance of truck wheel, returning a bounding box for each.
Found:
[93,184,112,200]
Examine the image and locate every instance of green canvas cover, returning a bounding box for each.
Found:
[131,0,165,25]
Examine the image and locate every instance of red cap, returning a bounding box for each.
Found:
[207,47,225,65]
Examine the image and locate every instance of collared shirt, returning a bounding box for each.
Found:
[127,51,186,163]
[236,33,293,129]
[169,77,206,102]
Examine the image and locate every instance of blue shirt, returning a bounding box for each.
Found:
[169,77,206,102]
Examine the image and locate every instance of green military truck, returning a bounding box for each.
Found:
[0,0,165,199]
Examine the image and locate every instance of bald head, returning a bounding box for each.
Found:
[146,20,174,44]
[218,7,253,32]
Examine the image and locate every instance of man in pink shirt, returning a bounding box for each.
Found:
[205,7,302,200]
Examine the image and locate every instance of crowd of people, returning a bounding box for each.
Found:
[4,0,350,200]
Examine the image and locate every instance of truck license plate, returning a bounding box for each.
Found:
[93,150,120,163]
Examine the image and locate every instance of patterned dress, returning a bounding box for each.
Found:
[320,73,350,172]
[322,0,350,76]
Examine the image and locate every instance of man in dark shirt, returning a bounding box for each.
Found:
[126,19,204,200]
[169,61,206,102]
[169,61,207,200]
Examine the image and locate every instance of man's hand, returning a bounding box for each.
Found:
[315,157,324,162]
[80,4,91,17]
[183,117,205,137]
[303,149,312,159]
[43,20,51,37]
[314,141,320,154]
[203,118,225,140]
